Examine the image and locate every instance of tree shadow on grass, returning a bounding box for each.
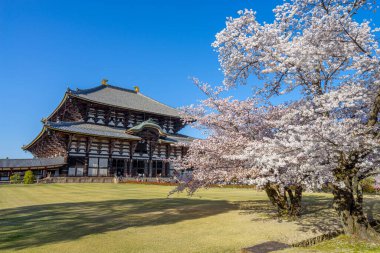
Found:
[238,195,380,236]
[238,196,333,234]
[0,198,234,251]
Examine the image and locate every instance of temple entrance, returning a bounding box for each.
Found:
[130,159,164,177]
[152,160,163,177]
[133,159,146,176]
[112,159,125,177]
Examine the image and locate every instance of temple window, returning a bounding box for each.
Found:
[0,171,10,181]
[68,157,85,176]
[88,157,108,176]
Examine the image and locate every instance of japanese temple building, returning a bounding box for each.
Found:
[0,81,194,182]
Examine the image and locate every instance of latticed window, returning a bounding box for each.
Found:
[88,157,108,176]
[68,157,85,176]
[0,172,10,181]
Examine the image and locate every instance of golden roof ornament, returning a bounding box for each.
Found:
[101,79,109,86]
[134,86,140,93]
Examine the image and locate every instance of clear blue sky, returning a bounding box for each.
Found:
[0,0,378,158]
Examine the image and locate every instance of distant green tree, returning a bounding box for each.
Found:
[23,170,35,184]
[10,173,21,184]
[361,177,377,194]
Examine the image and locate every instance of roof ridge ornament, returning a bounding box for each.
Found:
[126,119,167,137]
[101,79,109,86]
[134,86,140,93]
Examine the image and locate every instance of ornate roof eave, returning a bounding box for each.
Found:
[158,139,191,146]
[23,123,142,151]
[22,127,48,151]
[126,120,167,137]
[45,92,70,121]
[158,139,175,144]
[158,134,195,146]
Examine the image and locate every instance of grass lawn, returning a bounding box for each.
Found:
[0,183,379,253]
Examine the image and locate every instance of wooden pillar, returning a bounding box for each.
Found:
[144,160,148,177]
[148,160,152,177]
[105,108,111,126]
[108,140,113,177]
[129,159,133,177]
[167,162,171,177]
[84,103,89,122]
[163,162,166,177]
[124,159,128,177]
[166,144,170,159]
[129,141,139,177]
[84,137,91,176]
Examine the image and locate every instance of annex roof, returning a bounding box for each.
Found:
[0,157,66,169]
[68,85,181,118]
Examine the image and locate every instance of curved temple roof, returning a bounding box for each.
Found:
[69,85,181,118]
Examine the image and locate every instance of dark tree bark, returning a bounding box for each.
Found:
[265,184,303,217]
[265,184,288,216]
[332,172,380,241]
[288,185,303,217]
[328,87,380,240]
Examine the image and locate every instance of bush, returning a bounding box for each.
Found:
[361,177,377,194]
[23,170,35,184]
[10,173,21,184]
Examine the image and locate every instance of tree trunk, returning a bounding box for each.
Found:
[332,175,380,241]
[265,184,288,216]
[264,184,303,217]
[287,185,303,217]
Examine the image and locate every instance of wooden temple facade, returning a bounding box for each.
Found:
[0,82,193,182]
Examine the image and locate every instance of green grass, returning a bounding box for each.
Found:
[280,235,380,253]
[0,184,379,253]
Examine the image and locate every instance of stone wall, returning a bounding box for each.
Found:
[40,177,114,183]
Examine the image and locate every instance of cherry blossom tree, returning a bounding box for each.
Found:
[176,0,380,239]
[209,0,380,240]
[244,84,380,239]
[176,80,306,216]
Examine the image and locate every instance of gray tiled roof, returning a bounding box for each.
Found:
[69,85,181,118]
[47,121,141,140]
[0,157,66,168]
